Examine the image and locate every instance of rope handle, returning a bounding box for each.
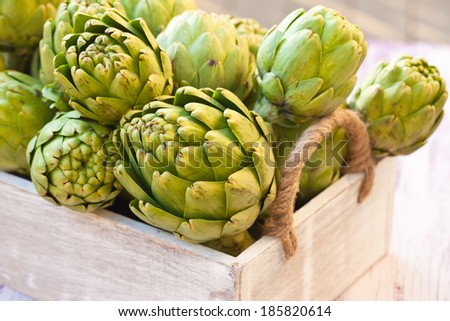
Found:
[263,109,375,258]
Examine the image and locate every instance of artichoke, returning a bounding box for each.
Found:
[0,0,62,49]
[31,48,42,80]
[54,9,173,124]
[156,10,255,101]
[40,0,126,86]
[120,0,197,37]
[0,71,55,174]
[27,111,122,212]
[113,86,276,243]
[255,6,367,127]
[351,55,447,157]
[0,0,62,72]
[229,16,267,57]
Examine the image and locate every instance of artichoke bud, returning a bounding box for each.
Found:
[54,9,173,124]
[156,10,256,101]
[114,87,276,243]
[0,71,56,174]
[38,1,127,111]
[351,55,448,157]
[27,111,122,212]
[255,5,367,126]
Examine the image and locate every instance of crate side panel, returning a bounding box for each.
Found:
[239,158,396,300]
[0,176,239,301]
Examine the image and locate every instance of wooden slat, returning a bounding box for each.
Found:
[0,173,242,300]
[239,158,396,300]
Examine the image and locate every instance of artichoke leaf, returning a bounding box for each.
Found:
[222,203,261,237]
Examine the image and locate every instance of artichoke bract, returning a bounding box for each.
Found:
[113,87,276,243]
[255,6,367,126]
[120,0,197,37]
[0,0,61,49]
[0,71,55,174]
[27,111,122,212]
[54,9,173,124]
[351,55,447,157]
[40,0,126,86]
[156,10,255,101]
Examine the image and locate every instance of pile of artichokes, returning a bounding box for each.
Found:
[0,0,447,256]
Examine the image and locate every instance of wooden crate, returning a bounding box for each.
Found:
[0,158,396,300]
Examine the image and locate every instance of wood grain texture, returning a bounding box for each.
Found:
[239,158,396,300]
[0,158,395,301]
[0,173,242,301]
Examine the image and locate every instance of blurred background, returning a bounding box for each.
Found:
[197,0,450,43]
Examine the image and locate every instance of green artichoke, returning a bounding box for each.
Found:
[156,10,255,101]
[229,16,267,57]
[351,55,447,157]
[0,71,55,174]
[27,111,122,212]
[54,9,173,124]
[113,86,276,243]
[255,6,367,127]
[40,0,126,86]
[120,0,197,37]
[40,0,126,112]
[0,0,62,49]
